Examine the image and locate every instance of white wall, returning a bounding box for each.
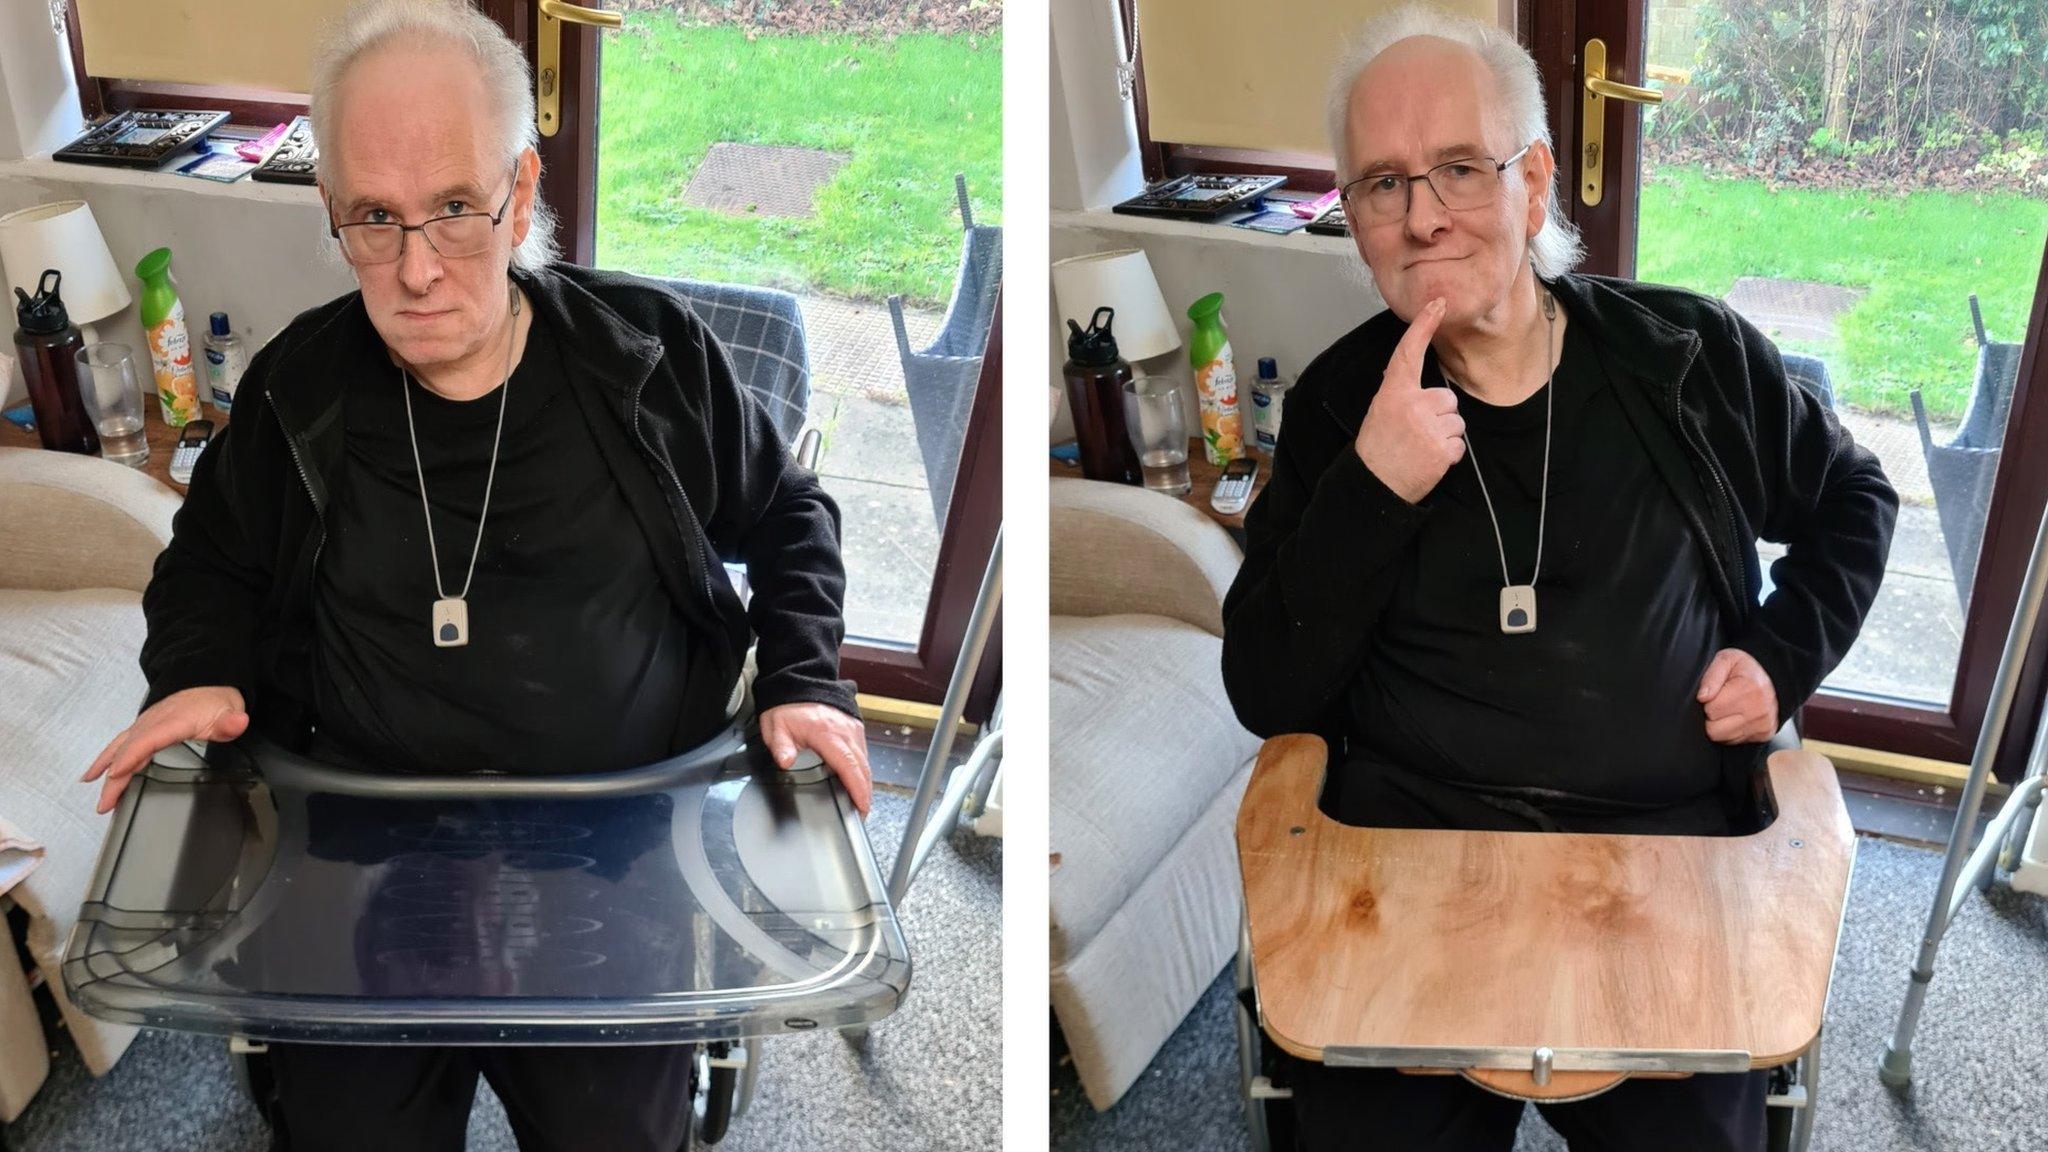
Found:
[0,11,351,407]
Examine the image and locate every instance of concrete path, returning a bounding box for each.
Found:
[798,295,947,645]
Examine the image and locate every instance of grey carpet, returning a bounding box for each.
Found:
[6,787,1001,1152]
[1052,835,2048,1151]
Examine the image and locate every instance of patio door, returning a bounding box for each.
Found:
[476,0,1003,715]
[1530,0,2048,773]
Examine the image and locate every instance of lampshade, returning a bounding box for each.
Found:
[1052,248,1181,362]
[0,200,133,326]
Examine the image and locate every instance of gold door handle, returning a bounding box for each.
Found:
[1579,38,1664,207]
[537,0,624,138]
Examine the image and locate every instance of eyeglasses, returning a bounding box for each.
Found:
[1339,144,1532,226]
[327,165,519,265]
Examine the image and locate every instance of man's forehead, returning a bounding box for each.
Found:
[1346,37,1499,170]
[333,162,496,213]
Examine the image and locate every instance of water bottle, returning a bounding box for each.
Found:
[11,270,98,455]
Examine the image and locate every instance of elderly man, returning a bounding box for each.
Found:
[1221,5,1896,1151]
[78,1,868,1148]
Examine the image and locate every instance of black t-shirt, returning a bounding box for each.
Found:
[309,310,690,775]
[1345,317,1729,816]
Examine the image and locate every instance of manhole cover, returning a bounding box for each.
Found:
[1723,277,1865,344]
[681,142,849,218]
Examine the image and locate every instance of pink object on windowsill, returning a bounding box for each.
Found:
[1290,188,1342,222]
[235,122,292,163]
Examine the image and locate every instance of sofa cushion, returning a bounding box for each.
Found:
[1049,612,1261,963]
[0,587,147,1089]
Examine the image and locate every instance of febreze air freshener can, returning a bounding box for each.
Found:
[135,247,202,427]
[1186,291,1242,465]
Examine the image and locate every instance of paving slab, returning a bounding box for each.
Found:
[800,294,941,402]
[813,388,933,491]
[826,473,941,645]
[1826,564,1963,704]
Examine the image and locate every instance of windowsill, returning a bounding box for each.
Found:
[1052,206,1358,257]
[0,153,322,207]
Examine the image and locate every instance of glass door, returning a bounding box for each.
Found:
[1538,0,2048,769]
[479,0,1004,711]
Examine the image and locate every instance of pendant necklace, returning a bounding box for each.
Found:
[402,281,518,647]
[1447,287,1557,634]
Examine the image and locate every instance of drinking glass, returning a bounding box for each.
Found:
[1122,375,1191,495]
[74,343,148,468]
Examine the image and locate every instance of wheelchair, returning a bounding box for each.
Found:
[60,695,907,1150]
[1233,726,1847,1152]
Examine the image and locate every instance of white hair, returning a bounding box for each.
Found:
[1325,3,1584,279]
[308,0,560,273]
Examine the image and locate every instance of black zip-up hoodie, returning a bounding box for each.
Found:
[1221,272,1898,756]
[138,260,857,755]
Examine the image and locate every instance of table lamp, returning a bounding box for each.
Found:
[1051,248,1180,363]
[0,200,133,347]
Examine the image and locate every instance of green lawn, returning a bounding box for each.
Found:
[1638,165,2048,421]
[595,21,1002,308]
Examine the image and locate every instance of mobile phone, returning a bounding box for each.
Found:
[1211,455,1260,516]
[169,419,214,485]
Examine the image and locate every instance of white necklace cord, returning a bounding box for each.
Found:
[1453,288,1558,589]
[402,282,519,603]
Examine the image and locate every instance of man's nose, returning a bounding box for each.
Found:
[1403,177,1451,241]
[396,228,443,292]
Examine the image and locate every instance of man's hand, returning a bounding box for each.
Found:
[760,702,873,817]
[1696,649,1778,745]
[1357,297,1464,504]
[82,686,249,815]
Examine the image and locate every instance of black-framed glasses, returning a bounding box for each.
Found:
[1340,144,1533,226]
[327,164,519,265]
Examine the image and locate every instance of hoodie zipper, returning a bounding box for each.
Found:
[274,398,327,575]
[1669,347,1744,614]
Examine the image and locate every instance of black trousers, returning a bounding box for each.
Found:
[1288,1061,1768,1152]
[1284,756,1768,1152]
[266,1042,694,1152]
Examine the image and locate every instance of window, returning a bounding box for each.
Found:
[60,0,324,126]
[483,0,1003,713]
[1124,0,1516,188]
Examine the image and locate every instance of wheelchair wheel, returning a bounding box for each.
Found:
[692,1042,739,1146]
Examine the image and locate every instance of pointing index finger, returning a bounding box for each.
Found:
[1385,298,1446,391]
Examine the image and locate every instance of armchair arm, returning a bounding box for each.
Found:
[0,448,180,595]
[1049,478,1242,637]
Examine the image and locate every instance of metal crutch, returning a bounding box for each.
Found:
[1880,496,2048,1086]
[887,526,1002,905]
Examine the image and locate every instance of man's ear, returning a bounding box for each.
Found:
[1523,140,1556,239]
[508,147,539,248]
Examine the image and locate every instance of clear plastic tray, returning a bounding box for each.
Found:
[61,722,909,1045]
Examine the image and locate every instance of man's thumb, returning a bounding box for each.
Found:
[208,709,250,742]
[1697,651,1735,701]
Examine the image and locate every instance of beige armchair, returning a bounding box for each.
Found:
[0,447,180,1121]
[1049,478,1261,1110]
